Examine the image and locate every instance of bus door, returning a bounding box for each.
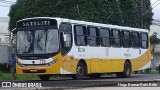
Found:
[59,23,73,73]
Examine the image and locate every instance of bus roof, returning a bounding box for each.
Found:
[17,17,148,32]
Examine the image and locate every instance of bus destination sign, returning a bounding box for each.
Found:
[23,21,50,27]
[16,19,57,28]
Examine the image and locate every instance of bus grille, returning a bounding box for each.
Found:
[23,64,47,66]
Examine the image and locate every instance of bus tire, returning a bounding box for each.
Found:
[88,73,101,79]
[72,62,86,80]
[116,61,131,78]
[38,75,50,81]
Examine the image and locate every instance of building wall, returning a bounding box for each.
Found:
[150,20,160,52]
[150,20,160,37]
[150,20,160,67]
[150,25,160,38]
[152,53,160,66]
[0,46,9,63]
[0,17,11,63]
[150,25,160,37]
[0,17,10,45]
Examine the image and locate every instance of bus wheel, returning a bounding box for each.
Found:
[38,75,50,81]
[72,62,86,80]
[89,73,101,79]
[116,61,131,78]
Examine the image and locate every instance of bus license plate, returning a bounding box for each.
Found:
[30,69,37,72]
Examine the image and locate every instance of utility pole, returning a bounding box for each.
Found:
[141,0,149,29]
[143,0,147,29]
[77,5,81,19]
[141,0,144,29]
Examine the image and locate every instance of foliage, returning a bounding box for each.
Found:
[150,32,160,45]
[8,0,153,31]
[119,0,141,28]
[150,32,160,52]
[155,51,160,54]
[144,0,153,29]
[0,71,38,80]
[0,63,9,72]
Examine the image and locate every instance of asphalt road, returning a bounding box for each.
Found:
[1,74,160,89]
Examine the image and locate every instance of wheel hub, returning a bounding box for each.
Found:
[77,66,83,75]
[126,66,130,75]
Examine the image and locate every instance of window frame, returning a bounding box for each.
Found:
[99,27,111,47]
[74,25,88,46]
[131,31,140,48]
[111,29,121,47]
[121,30,131,48]
[140,32,148,49]
[87,26,100,46]
[59,22,73,55]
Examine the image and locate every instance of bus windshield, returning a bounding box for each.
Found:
[17,29,59,54]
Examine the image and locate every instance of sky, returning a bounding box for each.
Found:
[151,0,160,20]
[0,0,160,20]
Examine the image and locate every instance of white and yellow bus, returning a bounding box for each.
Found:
[13,17,151,80]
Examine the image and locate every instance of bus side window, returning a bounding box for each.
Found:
[87,27,99,46]
[111,29,121,47]
[99,28,110,47]
[141,33,148,49]
[74,25,87,46]
[59,23,72,55]
[131,32,140,48]
[121,30,131,48]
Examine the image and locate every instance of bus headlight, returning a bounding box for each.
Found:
[17,61,25,67]
[46,59,59,66]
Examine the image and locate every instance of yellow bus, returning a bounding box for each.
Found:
[13,17,151,80]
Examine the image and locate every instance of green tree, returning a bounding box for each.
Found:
[119,0,142,28]
[143,0,153,30]
[8,0,153,31]
[150,32,160,52]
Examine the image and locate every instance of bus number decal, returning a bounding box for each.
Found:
[78,48,85,52]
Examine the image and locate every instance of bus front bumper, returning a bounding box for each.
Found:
[16,64,60,75]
